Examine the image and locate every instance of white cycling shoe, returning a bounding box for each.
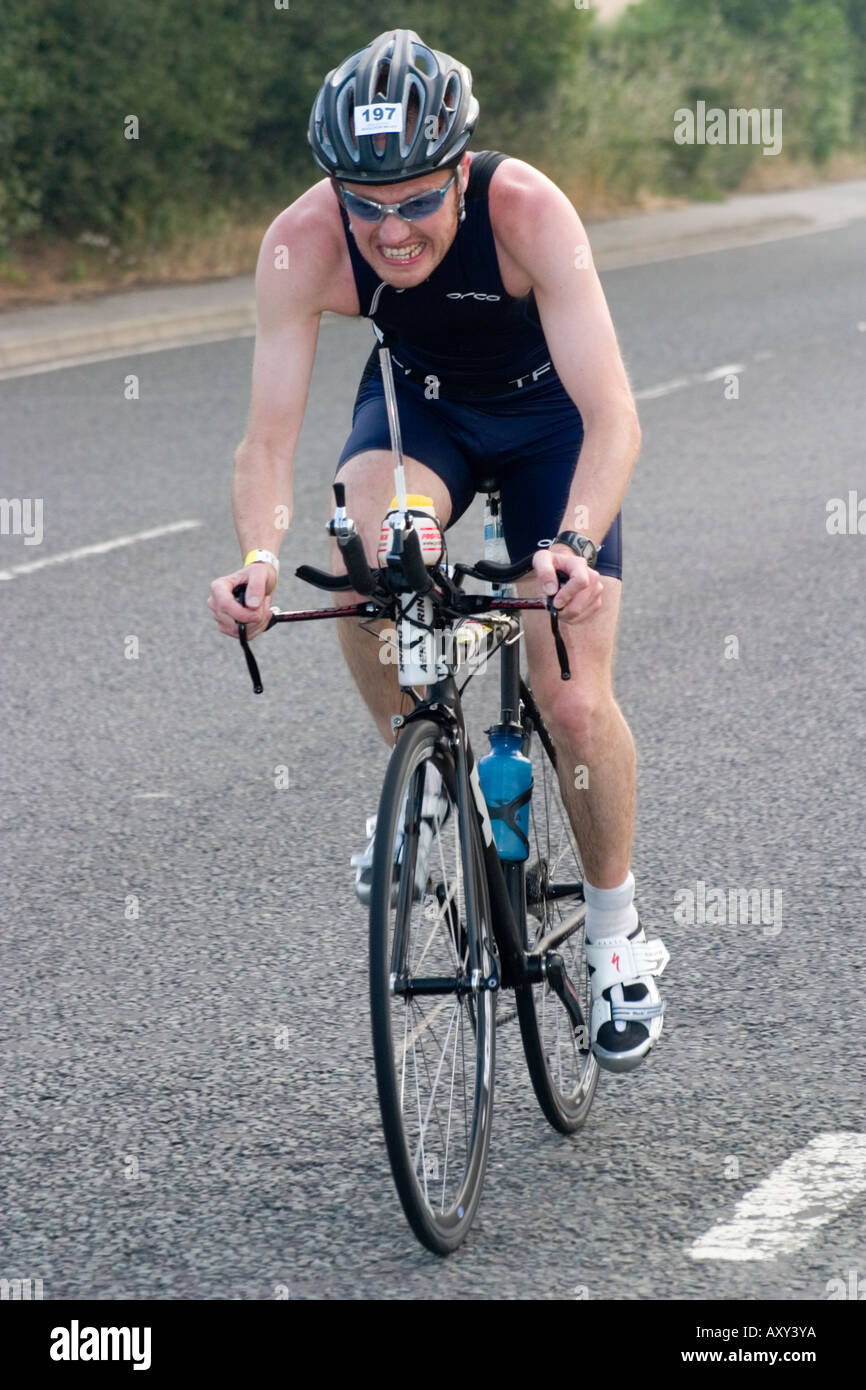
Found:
[351,766,450,907]
[586,921,669,1073]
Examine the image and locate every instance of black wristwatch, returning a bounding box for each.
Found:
[552,531,599,570]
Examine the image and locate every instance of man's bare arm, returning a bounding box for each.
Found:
[209,189,344,635]
[491,160,641,550]
[232,200,334,561]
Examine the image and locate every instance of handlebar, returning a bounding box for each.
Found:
[287,552,539,594]
[393,525,434,596]
[230,537,573,694]
[232,582,264,694]
[331,526,375,596]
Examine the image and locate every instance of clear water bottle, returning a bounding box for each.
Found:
[478,729,532,861]
[482,490,511,597]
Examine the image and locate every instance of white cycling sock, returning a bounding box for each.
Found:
[584,871,639,944]
[585,873,640,1035]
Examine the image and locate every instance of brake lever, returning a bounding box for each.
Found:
[547,570,571,681]
[233,582,264,694]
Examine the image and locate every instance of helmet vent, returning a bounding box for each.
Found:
[337,84,359,161]
[402,76,424,155]
[374,60,391,99]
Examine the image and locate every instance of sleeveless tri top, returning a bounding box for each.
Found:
[337,150,554,394]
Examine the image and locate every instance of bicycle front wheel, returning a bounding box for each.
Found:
[369,717,496,1255]
[515,685,600,1133]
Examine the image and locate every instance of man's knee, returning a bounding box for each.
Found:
[533,676,612,754]
[334,451,453,537]
[525,576,621,744]
[328,451,453,594]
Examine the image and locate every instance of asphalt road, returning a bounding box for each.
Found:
[1,220,864,1300]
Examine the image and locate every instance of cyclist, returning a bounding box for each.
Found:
[208,28,669,1073]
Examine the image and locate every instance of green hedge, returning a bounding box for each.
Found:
[547,0,865,203]
[0,0,863,248]
[0,0,585,246]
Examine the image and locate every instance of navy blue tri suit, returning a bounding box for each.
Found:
[335,149,622,579]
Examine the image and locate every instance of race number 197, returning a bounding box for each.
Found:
[355,103,404,134]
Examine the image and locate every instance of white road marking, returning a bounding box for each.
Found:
[689,1132,866,1261]
[634,376,691,400]
[635,363,746,400]
[0,519,202,581]
[701,362,745,381]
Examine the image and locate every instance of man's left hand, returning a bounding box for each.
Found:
[532,544,604,625]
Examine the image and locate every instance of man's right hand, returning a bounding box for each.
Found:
[208,561,278,640]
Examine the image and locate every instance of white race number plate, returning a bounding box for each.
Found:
[355,103,404,134]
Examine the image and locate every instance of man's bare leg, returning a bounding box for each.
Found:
[522,574,668,1070]
[521,575,634,889]
[328,451,453,744]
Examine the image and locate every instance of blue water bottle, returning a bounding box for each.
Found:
[478,729,533,861]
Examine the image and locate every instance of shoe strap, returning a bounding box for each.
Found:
[586,935,669,994]
[610,997,666,1023]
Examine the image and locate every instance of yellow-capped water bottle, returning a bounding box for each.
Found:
[378,495,443,689]
[377,495,444,567]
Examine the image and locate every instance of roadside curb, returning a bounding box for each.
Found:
[0,302,256,377]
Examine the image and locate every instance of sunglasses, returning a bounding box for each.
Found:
[338,172,457,223]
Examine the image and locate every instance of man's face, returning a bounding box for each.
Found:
[339,154,468,287]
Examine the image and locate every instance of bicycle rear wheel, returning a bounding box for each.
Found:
[369,717,497,1254]
[516,685,600,1133]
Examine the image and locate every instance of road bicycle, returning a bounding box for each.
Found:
[233,350,599,1254]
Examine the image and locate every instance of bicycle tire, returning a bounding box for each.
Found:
[369,717,497,1254]
[515,685,600,1133]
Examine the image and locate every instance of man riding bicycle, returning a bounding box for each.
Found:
[208,28,669,1073]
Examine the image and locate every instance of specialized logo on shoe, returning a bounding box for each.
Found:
[611,952,621,972]
[446,291,501,301]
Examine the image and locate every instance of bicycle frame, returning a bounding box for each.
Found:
[395,621,585,1029]
[394,648,523,992]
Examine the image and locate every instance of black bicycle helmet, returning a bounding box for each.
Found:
[308,29,479,185]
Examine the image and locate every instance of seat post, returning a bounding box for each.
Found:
[478,484,522,728]
[481,486,509,586]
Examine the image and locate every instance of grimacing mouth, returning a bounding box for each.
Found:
[377,240,427,259]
